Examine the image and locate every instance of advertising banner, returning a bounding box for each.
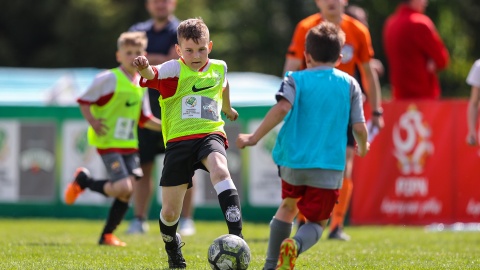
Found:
[61,120,110,205]
[452,101,480,221]
[0,121,20,202]
[19,122,56,201]
[352,100,480,225]
[247,120,282,206]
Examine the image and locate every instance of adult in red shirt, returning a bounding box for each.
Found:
[383,0,449,100]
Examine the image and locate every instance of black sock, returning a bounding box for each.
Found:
[159,217,179,249]
[218,189,243,237]
[76,175,92,189]
[88,180,108,196]
[101,199,129,236]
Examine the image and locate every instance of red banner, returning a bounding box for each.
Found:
[351,100,480,225]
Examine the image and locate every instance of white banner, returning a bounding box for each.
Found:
[155,154,207,206]
[247,120,282,206]
[0,121,20,202]
[61,120,110,205]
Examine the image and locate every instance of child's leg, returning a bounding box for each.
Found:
[98,153,140,245]
[203,152,243,237]
[159,184,188,249]
[264,198,298,270]
[293,187,338,254]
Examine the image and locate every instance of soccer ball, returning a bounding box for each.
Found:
[208,234,251,270]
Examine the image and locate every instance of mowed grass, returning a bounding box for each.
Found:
[0,219,479,269]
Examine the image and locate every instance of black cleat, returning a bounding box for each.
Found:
[166,233,186,269]
[328,225,351,241]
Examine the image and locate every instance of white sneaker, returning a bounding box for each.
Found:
[178,217,196,236]
[126,218,149,234]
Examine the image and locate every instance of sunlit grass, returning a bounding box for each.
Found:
[0,219,479,269]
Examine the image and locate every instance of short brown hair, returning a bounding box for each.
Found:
[117,31,148,50]
[177,18,209,44]
[305,22,345,63]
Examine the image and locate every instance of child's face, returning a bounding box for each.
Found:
[315,0,347,18]
[117,44,145,72]
[175,37,212,71]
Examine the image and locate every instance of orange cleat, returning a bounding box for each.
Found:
[276,238,298,270]
[64,167,90,205]
[99,234,127,247]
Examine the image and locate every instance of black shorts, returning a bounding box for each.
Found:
[101,152,143,182]
[137,127,165,165]
[160,134,227,188]
[347,125,354,147]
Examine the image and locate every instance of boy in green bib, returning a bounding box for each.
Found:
[64,32,161,247]
[134,18,242,268]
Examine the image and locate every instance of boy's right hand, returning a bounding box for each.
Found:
[236,133,257,149]
[133,56,150,71]
[91,118,108,136]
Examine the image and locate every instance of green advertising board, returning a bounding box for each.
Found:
[0,105,282,222]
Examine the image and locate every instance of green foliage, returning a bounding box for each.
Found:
[1,219,480,269]
[1,0,480,97]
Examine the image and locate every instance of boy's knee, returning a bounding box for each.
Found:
[279,200,297,213]
[161,209,180,223]
[116,178,134,196]
[209,166,231,182]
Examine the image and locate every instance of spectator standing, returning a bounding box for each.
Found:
[127,0,196,236]
[383,0,449,100]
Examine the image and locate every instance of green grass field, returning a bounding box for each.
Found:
[0,219,479,270]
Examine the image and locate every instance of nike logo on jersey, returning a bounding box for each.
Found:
[192,85,214,92]
[125,101,139,107]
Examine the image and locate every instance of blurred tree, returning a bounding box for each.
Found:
[0,0,479,97]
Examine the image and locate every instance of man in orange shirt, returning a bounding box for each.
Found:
[283,0,384,241]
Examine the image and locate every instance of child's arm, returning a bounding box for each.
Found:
[221,81,238,121]
[133,56,155,80]
[236,98,291,149]
[79,104,108,136]
[143,117,162,132]
[352,122,369,157]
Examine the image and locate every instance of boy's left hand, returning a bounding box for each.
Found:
[223,108,238,121]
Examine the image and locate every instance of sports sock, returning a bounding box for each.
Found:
[330,178,353,231]
[296,212,307,225]
[101,199,129,235]
[76,174,92,189]
[264,217,292,270]
[215,179,243,237]
[159,212,180,249]
[293,222,323,254]
[87,180,108,196]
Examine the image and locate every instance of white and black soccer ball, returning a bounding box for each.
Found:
[208,234,251,270]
